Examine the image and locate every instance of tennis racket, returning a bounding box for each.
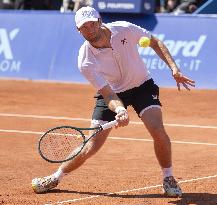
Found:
[38,120,117,163]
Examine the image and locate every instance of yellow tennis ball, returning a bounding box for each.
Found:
[139,37,150,47]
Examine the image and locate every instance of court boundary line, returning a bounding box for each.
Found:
[44,174,217,205]
[0,128,217,146]
[0,112,216,129]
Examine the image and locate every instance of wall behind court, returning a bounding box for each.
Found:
[0,10,216,89]
[0,10,85,83]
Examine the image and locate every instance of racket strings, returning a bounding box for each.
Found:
[40,128,84,161]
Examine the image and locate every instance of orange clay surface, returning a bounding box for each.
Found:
[0,79,217,205]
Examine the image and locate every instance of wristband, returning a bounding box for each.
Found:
[115,106,126,114]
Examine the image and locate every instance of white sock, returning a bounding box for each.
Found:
[162,167,173,179]
[53,168,67,182]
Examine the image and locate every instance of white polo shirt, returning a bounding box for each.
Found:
[78,21,152,93]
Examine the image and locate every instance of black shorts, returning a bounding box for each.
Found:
[92,79,162,122]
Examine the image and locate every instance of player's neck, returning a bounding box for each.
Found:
[90,26,112,49]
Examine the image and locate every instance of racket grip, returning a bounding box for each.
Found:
[101,120,117,130]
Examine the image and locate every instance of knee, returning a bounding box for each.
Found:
[149,125,170,140]
[149,123,165,134]
[81,140,99,158]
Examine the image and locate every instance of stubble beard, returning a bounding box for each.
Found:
[85,27,103,45]
[87,32,101,44]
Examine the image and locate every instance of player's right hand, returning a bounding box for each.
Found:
[172,70,195,91]
[115,107,129,128]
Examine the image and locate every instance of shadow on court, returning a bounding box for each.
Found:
[49,189,217,204]
[168,193,217,205]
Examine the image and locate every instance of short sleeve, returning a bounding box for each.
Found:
[78,44,108,90]
[127,22,152,44]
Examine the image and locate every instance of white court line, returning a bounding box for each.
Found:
[109,137,217,146]
[0,129,217,146]
[44,174,217,205]
[0,112,216,129]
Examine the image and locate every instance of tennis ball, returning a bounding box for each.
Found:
[139,37,150,48]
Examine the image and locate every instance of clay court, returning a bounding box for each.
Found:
[0,79,217,205]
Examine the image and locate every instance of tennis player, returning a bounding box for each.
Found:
[32,6,195,196]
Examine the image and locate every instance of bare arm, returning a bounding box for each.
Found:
[98,85,129,127]
[149,35,195,91]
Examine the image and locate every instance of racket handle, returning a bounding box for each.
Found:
[101,120,117,130]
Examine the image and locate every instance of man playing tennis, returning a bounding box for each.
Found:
[32,6,195,196]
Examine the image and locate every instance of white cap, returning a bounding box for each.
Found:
[75,6,100,28]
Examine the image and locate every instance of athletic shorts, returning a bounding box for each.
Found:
[92,78,162,122]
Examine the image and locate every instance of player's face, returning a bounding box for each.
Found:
[78,21,101,43]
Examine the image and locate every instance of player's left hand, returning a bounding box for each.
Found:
[115,108,129,128]
[172,70,195,91]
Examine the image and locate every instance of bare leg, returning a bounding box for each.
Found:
[60,123,112,173]
[141,107,182,197]
[31,123,112,194]
[141,107,171,168]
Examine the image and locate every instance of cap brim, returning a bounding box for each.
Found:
[76,17,99,28]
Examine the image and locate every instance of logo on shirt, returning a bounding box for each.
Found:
[121,38,127,45]
[152,95,158,100]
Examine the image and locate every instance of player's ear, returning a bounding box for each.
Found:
[98,18,102,26]
[76,27,81,33]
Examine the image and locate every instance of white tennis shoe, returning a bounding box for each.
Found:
[32,175,59,194]
[163,176,182,197]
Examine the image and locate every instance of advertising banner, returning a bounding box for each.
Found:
[0,10,86,82]
[93,0,155,14]
[0,11,216,89]
[137,15,217,89]
[102,14,217,89]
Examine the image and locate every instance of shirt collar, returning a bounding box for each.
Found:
[88,23,117,55]
[105,22,118,37]
[88,42,101,55]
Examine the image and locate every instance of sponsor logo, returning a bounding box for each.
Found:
[138,34,207,71]
[0,28,21,72]
[140,34,206,57]
[98,2,106,10]
[144,2,151,10]
[97,2,135,10]
[107,3,135,9]
[81,10,96,18]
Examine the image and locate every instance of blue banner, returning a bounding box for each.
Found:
[0,10,86,82]
[194,0,217,14]
[102,14,217,89]
[139,15,217,89]
[93,0,155,14]
[0,10,217,89]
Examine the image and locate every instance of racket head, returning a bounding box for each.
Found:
[38,126,86,163]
